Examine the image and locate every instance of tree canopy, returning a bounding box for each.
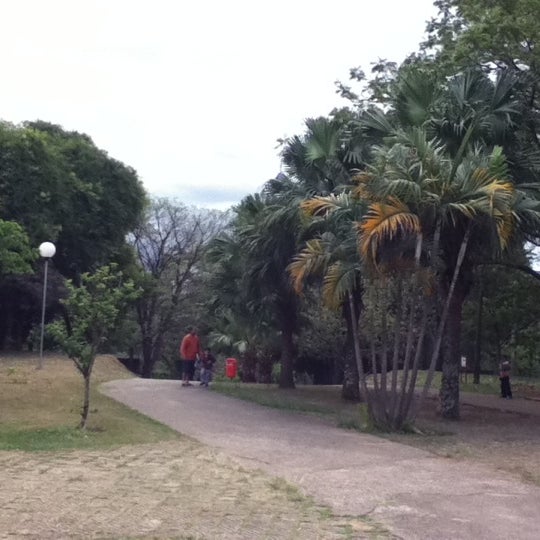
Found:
[0,121,146,349]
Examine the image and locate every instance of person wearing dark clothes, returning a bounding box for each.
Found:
[199,348,216,387]
[499,361,513,399]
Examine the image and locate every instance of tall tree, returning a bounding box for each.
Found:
[0,120,146,349]
[422,0,540,178]
[235,191,302,388]
[357,67,540,418]
[0,121,146,278]
[283,115,370,398]
[205,233,278,382]
[289,193,367,400]
[131,198,227,378]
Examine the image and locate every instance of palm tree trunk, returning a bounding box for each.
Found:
[394,231,424,423]
[390,277,405,420]
[380,285,389,418]
[401,305,429,425]
[440,284,465,419]
[395,277,417,423]
[279,324,295,389]
[369,284,380,393]
[473,270,484,385]
[399,233,429,424]
[242,353,258,382]
[341,300,361,401]
[368,285,385,424]
[348,291,368,402]
[417,224,472,415]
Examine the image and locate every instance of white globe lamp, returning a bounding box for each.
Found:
[38,242,56,368]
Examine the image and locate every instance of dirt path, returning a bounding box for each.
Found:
[102,379,540,540]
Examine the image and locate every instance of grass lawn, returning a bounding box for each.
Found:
[213,372,540,429]
[0,353,180,451]
[414,370,540,397]
[213,380,367,429]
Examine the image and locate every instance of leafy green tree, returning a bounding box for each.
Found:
[0,120,146,349]
[48,265,140,428]
[131,199,227,378]
[422,1,540,181]
[0,220,39,349]
[295,291,346,384]
[462,261,540,377]
[424,1,540,73]
[0,120,146,276]
[0,220,35,276]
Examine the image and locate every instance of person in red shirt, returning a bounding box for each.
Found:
[179,327,201,387]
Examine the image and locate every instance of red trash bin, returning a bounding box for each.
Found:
[225,357,238,379]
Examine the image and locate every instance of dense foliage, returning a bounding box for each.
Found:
[0,121,146,349]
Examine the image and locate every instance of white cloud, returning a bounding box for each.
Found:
[0,0,436,208]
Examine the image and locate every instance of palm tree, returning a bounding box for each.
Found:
[206,232,272,382]
[280,115,366,196]
[296,124,528,429]
[357,128,534,426]
[283,115,374,399]
[356,67,537,419]
[234,192,303,388]
[289,193,367,400]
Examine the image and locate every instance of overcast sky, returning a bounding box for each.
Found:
[1,0,437,209]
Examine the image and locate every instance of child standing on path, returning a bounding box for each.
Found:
[199,348,216,387]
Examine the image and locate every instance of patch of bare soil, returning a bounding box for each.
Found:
[0,440,375,540]
[393,401,540,486]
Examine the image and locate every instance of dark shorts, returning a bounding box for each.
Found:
[181,359,195,379]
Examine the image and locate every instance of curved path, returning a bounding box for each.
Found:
[102,379,540,540]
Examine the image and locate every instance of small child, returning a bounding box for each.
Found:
[199,348,216,387]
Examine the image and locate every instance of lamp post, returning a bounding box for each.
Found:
[38,242,56,369]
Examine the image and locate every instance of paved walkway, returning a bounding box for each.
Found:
[102,379,540,540]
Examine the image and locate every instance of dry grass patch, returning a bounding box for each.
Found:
[0,440,383,539]
[0,353,179,450]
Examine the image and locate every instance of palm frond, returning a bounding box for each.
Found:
[304,117,341,164]
[359,199,420,264]
[360,108,395,136]
[394,69,438,127]
[288,239,328,294]
[487,146,509,180]
[322,261,359,309]
[301,194,351,217]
